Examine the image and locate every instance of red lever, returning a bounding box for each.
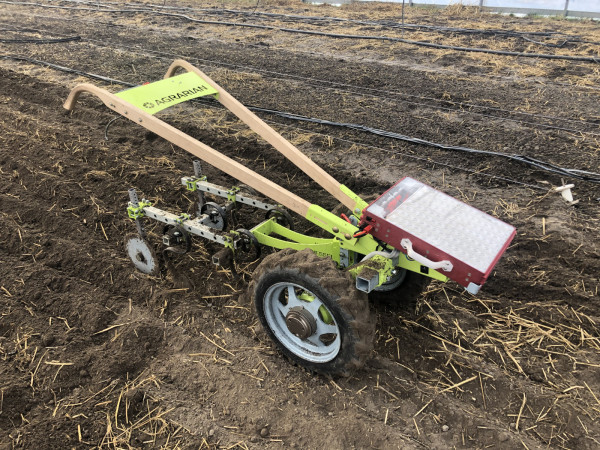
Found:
[353,224,373,238]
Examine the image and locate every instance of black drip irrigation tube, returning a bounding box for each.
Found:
[1,55,134,86]
[249,106,600,184]
[2,54,600,185]
[5,23,599,136]
[37,0,600,46]
[0,36,81,44]
[1,0,599,63]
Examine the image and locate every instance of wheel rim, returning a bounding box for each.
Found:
[263,282,341,363]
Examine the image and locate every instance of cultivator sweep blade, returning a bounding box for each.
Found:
[360,177,516,294]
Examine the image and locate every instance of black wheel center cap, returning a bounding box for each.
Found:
[286,306,317,340]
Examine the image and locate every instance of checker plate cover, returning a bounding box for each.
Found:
[362,177,516,288]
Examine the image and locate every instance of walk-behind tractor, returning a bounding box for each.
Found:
[64,60,516,375]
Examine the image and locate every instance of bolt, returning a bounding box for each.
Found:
[344,233,352,240]
[332,226,339,233]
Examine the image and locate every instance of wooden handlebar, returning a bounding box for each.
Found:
[164,59,357,211]
[63,81,312,217]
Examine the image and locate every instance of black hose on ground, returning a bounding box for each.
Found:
[28,0,600,46]
[248,106,600,184]
[1,0,599,63]
[0,36,81,44]
[2,54,599,184]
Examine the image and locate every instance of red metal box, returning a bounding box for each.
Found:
[360,177,516,294]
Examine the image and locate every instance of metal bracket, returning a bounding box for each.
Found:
[127,199,152,219]
[348,255,395,293]
[175,213,191,224]
[184,175,207,192]
[181,177,276,211]
[339,184,369,215]
[227,186,240,203]
[143,205,230,246]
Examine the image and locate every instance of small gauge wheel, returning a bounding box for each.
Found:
[234,228,261,262]
[125,234,159,275]
[162,224,192,255]
[201,201,227,230]
[266,207,293,230]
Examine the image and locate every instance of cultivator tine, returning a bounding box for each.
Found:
[212,247,232,267]
[212,247,238,278]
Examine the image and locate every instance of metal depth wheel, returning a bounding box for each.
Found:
[252,248,374,376]
[125,234,159,275]
[265,207,294,230]
[201,201,227,230]
[234,228,261,263]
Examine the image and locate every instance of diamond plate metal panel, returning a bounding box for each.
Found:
[366,178,515,274]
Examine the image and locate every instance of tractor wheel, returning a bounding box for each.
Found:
[250,248,374,376]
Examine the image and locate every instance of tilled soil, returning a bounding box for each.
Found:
[1,1,600,448]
